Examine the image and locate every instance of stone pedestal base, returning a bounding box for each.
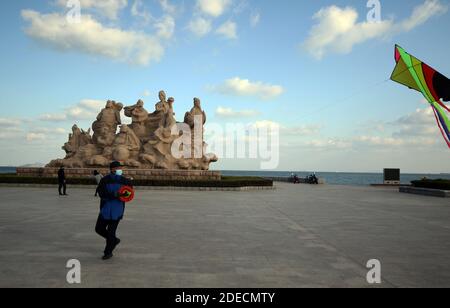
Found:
[16,168,221,181]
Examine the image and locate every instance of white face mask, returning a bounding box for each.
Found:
[115,170,123,176]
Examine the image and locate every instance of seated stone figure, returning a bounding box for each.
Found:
[165,97,177,129]
[112,125,141,167]
[92,100,123,146]
[184,97,207,128]
[147,90,170,134]
[62,125,83,158]
[124,99,149,141]
[95,126,115,148]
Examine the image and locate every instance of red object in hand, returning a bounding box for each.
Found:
[118,186,135,203]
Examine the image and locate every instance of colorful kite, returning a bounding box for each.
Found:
[390,45,450,148]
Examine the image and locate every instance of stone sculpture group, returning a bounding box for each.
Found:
[47,91,218,170]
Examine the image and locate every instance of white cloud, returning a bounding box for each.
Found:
[305,135,436,149]
[196,0,231,18]
[155,15,175,39]
[143,90,151,97]
[216,21,238,39]
[130,1,175,39]
[0,118,22,127]
[247,120,279,130]
[66,107,95,120]
[39,99,106,122]
[66,99,106,120]
[303,107,442,151]
[398,0,447,31]
[39,114,68,122]
[391,107,439,138]
[353,135,437,147]
[252,121,322,138]
[187,17,212,37]
[22,10,164,66]
[57,0,128,20]
[26,133,47,142]
[282,125,322,137]
[131,0,153,24]
[395,107,436,126]
[212,77,284,100]
[302,0,447,59]
[78,99,106,111]
[250,12,260,27]
[0,125,25,140]
[233,0,249,15]
[0,132,22,141]
[306,138,352,150]
[215,107,260,118]
[159,0,177,15]
[34,127,68,135]
[302,6,392,59]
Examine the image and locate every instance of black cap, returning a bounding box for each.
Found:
[110,161,122,169]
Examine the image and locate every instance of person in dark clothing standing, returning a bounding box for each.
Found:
[58,167,67,196]
[93,170,103,197]
[95,161,132,260]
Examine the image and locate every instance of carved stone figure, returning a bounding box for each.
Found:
[184,97,206,127]
[114,125,141,152]
[183,97,218,168]
[124,99,149,140]
[62,125,82,158]
[147,91,170,134]
[47,91,218,170]
[92,101,123,146]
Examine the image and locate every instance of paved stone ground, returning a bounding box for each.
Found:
[0,183,449,288]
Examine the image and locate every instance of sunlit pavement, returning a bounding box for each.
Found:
[1,183,450,288]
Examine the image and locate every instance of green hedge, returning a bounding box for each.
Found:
[411,179,450,190]
[0,175,273,188]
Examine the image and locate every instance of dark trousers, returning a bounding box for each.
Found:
[58,182,67,195]
[95,215,120,255]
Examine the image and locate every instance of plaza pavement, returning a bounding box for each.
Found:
[0,183,449,288]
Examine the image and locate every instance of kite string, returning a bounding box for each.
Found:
[294,78,391,122]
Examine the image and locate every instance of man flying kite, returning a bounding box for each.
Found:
[390,45,450,148]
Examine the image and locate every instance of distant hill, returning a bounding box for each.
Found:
[19,163,46,168]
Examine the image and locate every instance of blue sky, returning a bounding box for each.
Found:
[0,0,450,173]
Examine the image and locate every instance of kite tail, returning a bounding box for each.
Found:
[431,102,450,148]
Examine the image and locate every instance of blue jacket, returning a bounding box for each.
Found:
[97,173,132,221]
